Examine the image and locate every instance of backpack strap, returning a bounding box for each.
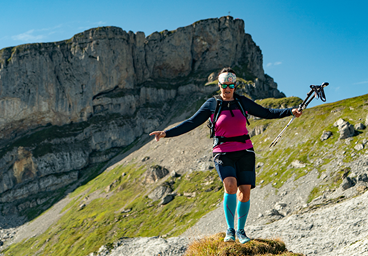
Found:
[208,94,250,139]
[208,95,223,138]
[234,94,250,125]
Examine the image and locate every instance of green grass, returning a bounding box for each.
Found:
[255,96,302,109]
[251,94,368,201]
[3,165,224,256]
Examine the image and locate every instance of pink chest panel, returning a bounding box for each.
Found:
[211,110,253,152]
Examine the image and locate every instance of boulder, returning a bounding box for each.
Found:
[79,203,86,211]
[121,208,132,213]
[291,160,306,168]
[355,123,366,130]
[264,209,283,217]
[274,202,287,212]
[342,124,355,138]
[183,192,197,198]
[333,118,355,139]
[358,173,368,182]
[263,208,284,222]
[333,118,345,127]
[170,171,179,178]
[341,177,355,190]
[354,143,364,151]
[160,195,174,205]
[320,131,332,141]
[148,186,169,201]
[144,165,169,184]
[141,156,150,162]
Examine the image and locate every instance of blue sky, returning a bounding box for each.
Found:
[1,0,367,108]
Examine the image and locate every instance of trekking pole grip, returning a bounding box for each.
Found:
[298,89,314,111]
[298,82,328,111]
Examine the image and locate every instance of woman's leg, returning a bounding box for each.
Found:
[237,185,251,230]
[233,149,254,244]
[223,177,237,229]
[234,149,254,232]
[235,184,251,243]
[214,152,239,241]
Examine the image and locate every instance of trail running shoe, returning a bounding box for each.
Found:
[236,229,251,244]
[224,228,235,242]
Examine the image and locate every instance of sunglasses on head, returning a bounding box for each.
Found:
[219,83,235,89]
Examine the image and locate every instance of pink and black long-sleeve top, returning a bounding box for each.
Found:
[164,95,293,152]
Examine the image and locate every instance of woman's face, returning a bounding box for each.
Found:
[218,81,236,100]
[218,72,236,100]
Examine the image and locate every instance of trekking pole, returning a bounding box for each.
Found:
[269,82,328,148]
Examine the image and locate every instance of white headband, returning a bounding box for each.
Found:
[218,72,236,83]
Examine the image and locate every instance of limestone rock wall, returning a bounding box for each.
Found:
[0,16,285,214]
[0,16,280,139]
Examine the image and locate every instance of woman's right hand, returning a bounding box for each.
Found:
[292,108,303,118]
[149,131,166,142]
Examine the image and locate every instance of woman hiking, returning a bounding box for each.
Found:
[149,67,302,243]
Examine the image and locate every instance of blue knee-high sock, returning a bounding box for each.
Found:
[237,200,250,230]
[223,193,237,229]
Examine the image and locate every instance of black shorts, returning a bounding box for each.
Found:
[213,148,256,188]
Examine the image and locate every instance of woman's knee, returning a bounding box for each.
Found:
[223,177,237,194]
[237,185,251,202]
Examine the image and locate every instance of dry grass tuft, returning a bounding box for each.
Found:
[184,233,304,256]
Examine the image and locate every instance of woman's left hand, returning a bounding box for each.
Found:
[292,108,302,118]
[149,131,166,141]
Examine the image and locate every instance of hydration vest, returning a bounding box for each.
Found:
[207,94,250,148]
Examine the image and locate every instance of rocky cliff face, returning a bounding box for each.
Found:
[0,16,285,215]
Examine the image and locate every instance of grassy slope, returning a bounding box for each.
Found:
[3,94,368,256]
[253,94,368,198]
[4,165,224,256]
[255,96,302,109]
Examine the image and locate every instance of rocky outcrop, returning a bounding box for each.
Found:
[89,236,189,256]
[248,124,268,137]
[333,118,355,139]
[144,165,169,184]
[0,16,286,214]
[320,131,332,141]
[355,123,366,130]
[0,16,283,140]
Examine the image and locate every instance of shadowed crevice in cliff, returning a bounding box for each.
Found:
[92,85,120,100]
